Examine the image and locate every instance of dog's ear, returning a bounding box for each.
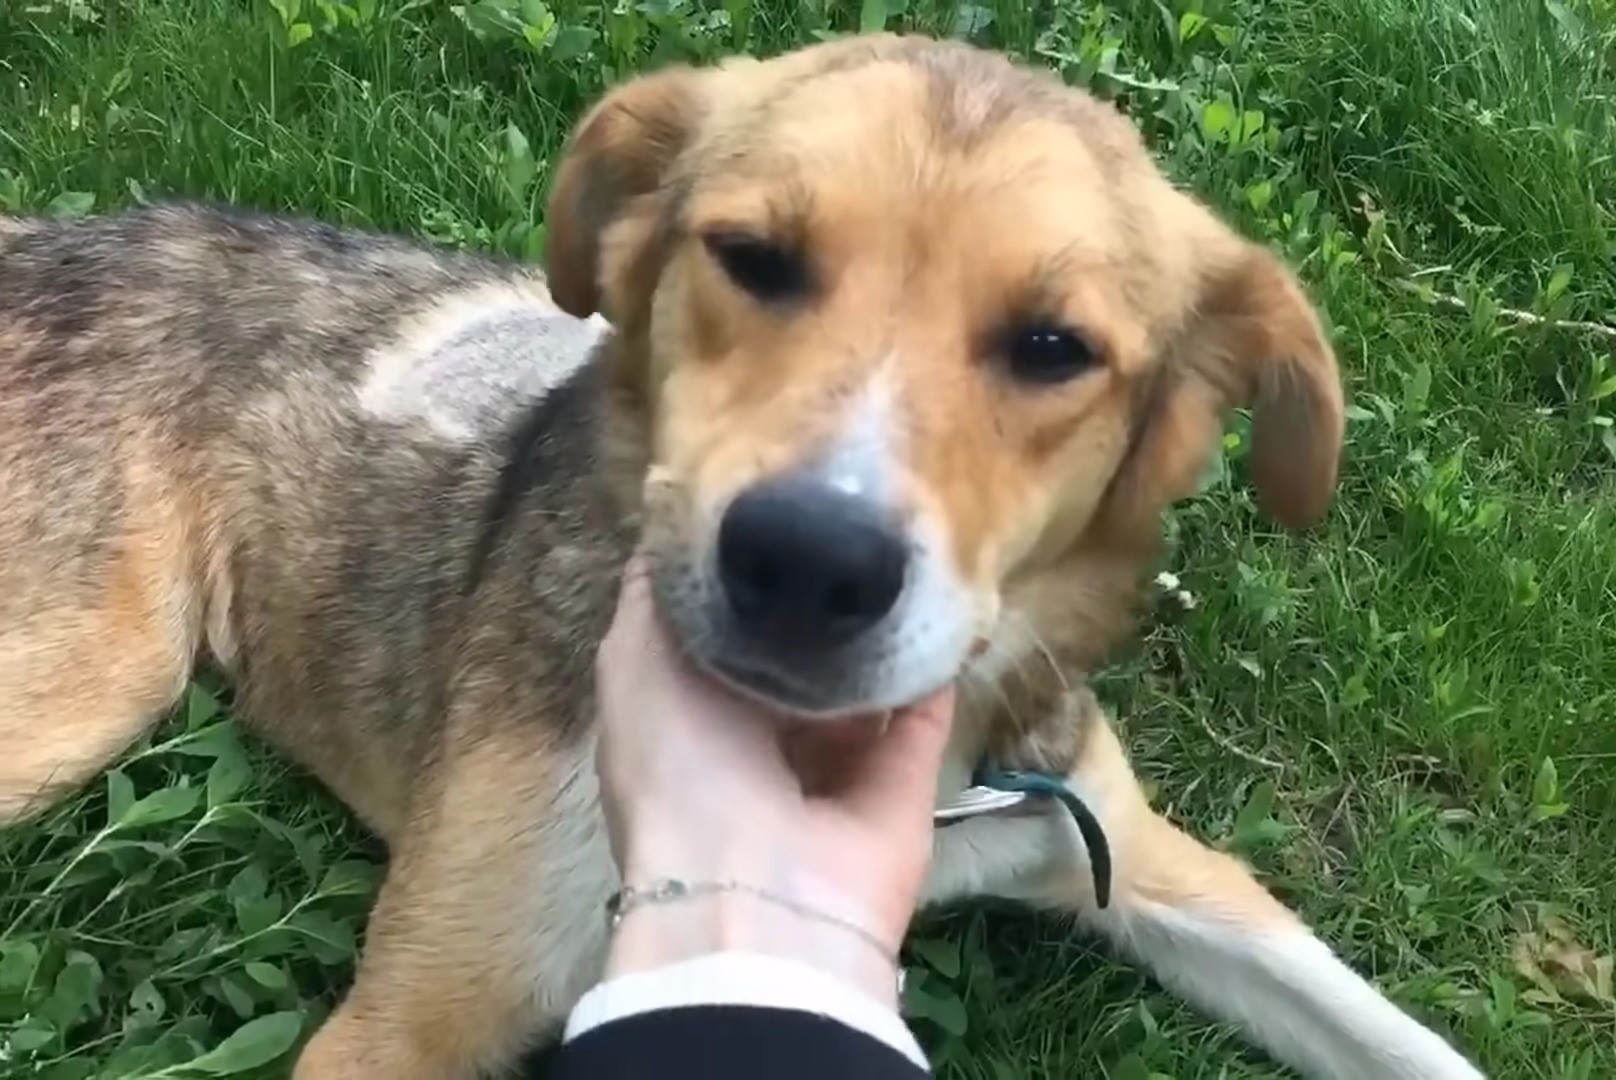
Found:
[1106,241,1345,532]
[1197,241,1345,528]
[544,65,708,321]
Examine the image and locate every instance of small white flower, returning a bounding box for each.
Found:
[1154,570,1181,591]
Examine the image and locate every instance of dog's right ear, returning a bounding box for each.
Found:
[544,65,709,321]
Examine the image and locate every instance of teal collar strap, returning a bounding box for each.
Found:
[965,763,1114,910]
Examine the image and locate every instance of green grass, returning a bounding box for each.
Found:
[3,0,1614,1076]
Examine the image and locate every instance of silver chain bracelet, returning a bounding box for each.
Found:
[605,878,900,969]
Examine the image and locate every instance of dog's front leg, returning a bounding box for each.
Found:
[921,704,1484,1080]
[293,734,615,1080]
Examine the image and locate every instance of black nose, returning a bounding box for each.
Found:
[717,475,909,651]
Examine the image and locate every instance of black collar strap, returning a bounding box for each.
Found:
[963,763,1113,910]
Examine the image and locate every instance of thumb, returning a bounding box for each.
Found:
[830,685,957,825]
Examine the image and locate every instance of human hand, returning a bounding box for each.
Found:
[593,550,957,1007]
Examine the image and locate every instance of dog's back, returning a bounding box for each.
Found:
[0,202,623,831]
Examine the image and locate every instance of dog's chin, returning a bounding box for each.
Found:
[702,654,880,722]
[690,646,956,724]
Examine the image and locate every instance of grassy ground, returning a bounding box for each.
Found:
[2,0,1614,1076]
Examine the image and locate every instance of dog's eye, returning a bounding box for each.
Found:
[703,231,811,304]
[1005,323,1099,385]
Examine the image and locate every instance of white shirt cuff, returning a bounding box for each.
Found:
[564,952,928,1070]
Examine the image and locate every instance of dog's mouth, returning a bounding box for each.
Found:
[663,592,963,720]
[703,654,855,720]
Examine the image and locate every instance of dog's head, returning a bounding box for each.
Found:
[546,35,1343,718]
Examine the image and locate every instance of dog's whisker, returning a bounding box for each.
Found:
[1022,619,1070,695]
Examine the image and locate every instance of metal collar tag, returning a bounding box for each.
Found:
[932,765,1113,910]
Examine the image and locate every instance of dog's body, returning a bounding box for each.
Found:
[1,35,1483,1080]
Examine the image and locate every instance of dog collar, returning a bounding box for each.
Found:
[932,763,1113,910]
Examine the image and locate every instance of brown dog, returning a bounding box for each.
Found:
[0,33,1482,1079]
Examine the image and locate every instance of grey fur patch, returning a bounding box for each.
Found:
[358,298,610,442]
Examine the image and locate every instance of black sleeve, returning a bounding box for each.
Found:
[546,1004,933,1080]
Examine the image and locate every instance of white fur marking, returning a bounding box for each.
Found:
[923,802,1087,905]
[820,372,898,502]
[921,807,1485,1079]
[357,282,610,442]
[1106,901,1485,1080]
[813,372,980,711]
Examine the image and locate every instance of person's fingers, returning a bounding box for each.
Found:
[597,550,691,710]
[595,548,669,783]
[601,550,799,778]
[600,549,654,652]
[825,685,957,824]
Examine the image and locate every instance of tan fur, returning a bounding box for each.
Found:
[547,35,1342,706]
[0,429,200,819]
[296,731,611,1075]
[0,33,1481,1080]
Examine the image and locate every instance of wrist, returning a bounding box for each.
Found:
[604,883,901,1010]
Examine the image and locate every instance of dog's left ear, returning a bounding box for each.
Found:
[544,65,709,322]
[1196,242,1345,529]
[1103,239,1344,533]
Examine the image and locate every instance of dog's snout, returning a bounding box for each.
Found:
[717,475,908,651]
